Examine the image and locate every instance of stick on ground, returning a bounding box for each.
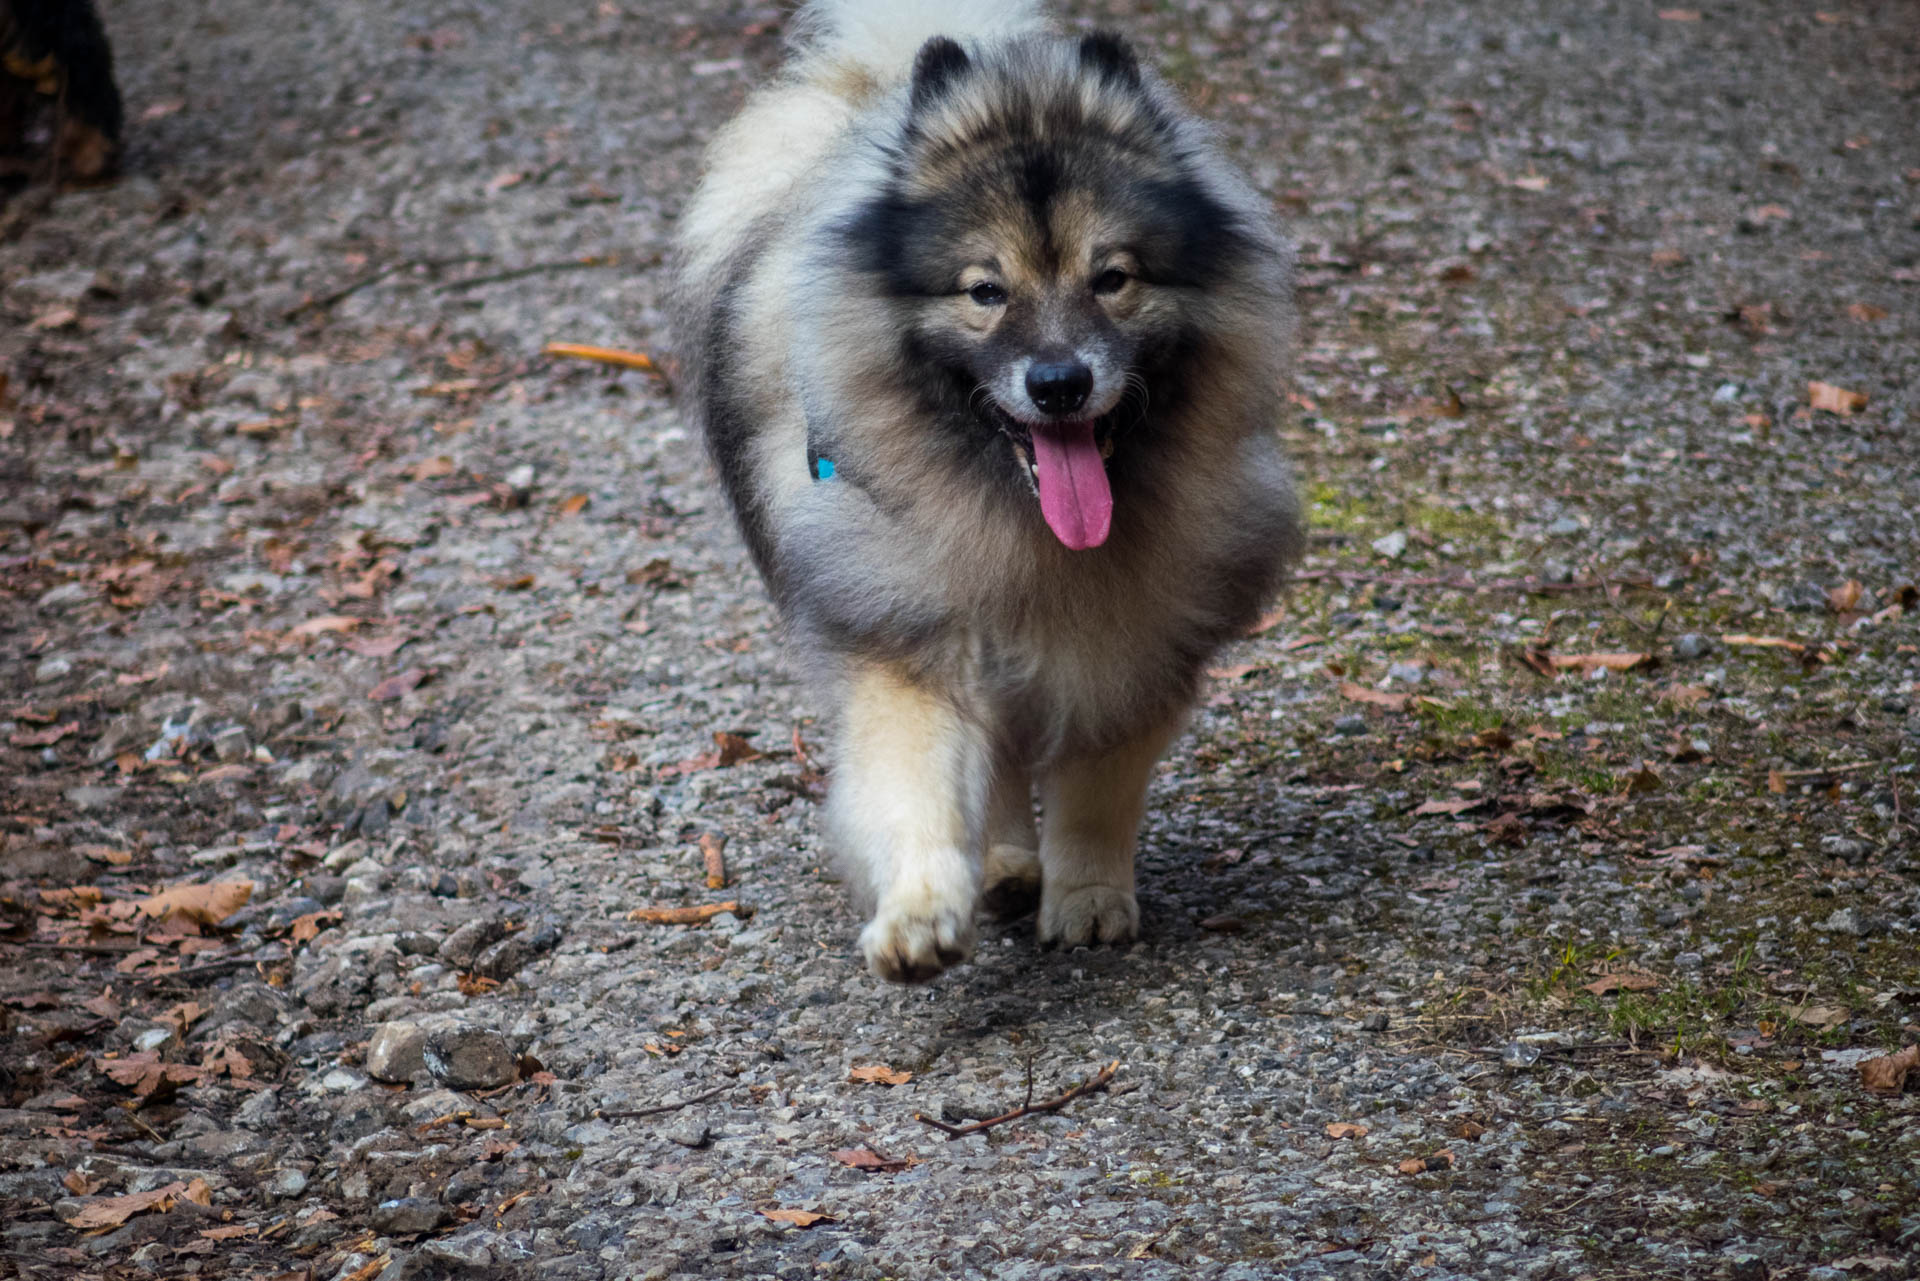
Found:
[915,1061,1121,1139]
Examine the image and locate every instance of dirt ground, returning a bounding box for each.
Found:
[3,2,1917,1278]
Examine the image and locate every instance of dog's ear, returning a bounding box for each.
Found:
[1078,30,1142,90]
[910,36,972,114]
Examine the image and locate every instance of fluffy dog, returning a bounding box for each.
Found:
[0,0,123,181]
[674,0,1301,982]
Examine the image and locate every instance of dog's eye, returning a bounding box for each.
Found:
[967,281,1007,306]
[1091,268,1129,295]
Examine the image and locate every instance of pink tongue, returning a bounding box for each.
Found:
[1030,421,1112,551]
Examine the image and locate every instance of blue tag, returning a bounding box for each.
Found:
[811,455,835,481]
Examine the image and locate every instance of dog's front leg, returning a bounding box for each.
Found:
[1036,715,1182,948]
[829,663,991,983]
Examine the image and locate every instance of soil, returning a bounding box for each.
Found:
[2,2,1917,1279]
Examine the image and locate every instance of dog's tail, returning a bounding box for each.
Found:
[786,0,1048,81]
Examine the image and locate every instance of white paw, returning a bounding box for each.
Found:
[982,843,1042,920]
[861,893,976,984]
[1038,885,1139,949]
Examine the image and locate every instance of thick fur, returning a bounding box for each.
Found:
[673,0,1302,982]
[0,0,123,181]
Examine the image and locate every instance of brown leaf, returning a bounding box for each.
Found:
[1827,580,1863,613]
[1206,662,1260,681]
[1548,652,1651,674]
[714,731,763,767]
[1583,972,1661,996]
[1324,1122,1369,1140]
[1198,914,1246,933]
[1454,1120,1487,1141]
[344,634,410,658]
[62,1170,101,1196]
[699,832,729,890]
[1767,770,1789,795]
[1808,381,1868,415]
[1784,1003,1849,1029]
[829,1147,912,1173]
[95,1052,209,1096]
[135,880,254,927]
[1412,797,1488,817]
[1846,303,1889,323]
[289,615,361,637]
[9,721,79,748]
[1657,8,1701,19]
[408,455,457,481]
[1661,684,1712,709]
[625,901,741,925]
[848,1063,913,1086]
[58,1180,198,1229]
[1621,762,1664,795]
[368,668,428,702]
[1398,1149,1456,1175]
[1722,634,1807,654]
[761,1207,834,1228]
[1860,1045,1919,1096]
[556,493,590,517]
[1483,813,1530,846]
[1338,682,1409,711]
[626,557,690,589]
[289,909,343,943]
[199,1225,255,1241]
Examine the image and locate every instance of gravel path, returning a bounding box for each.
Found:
[3,3,1916,1279]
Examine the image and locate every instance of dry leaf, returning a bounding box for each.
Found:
[1583,972,1660,996]
[557,493,591,517]
[368,668,428,702]
[1846,303,1888,323]
[848,1063,913,1086]
[1324,1122,1369,1140]
[1198,914,1246,933]
[1657,8,1701,19]
[1859,1045,1919,1096]
[626,557,689,589]
[1398,1150,1456,1174]
[290,910,342,943]
[543,342,657,372]
[9,721,78,747]
[1808,381,1868,415]
[95,1052,209,1096]
[62,1170,101,1196]
[1454,1120,1487,1141]
[761,1207,834,1228]
[1767,770,1788,794]
[1338,682,1409,711]
[58,1179,207,1229]
[290,615,361,637]
[1784,1003,1849,1029]
[1511,173,1549,191]
[829,1147,912,1173]
[1549,652,1651,674]
[1412,797,1487,817]
[1622,762,1664,795]
[1483,812,1530,846]
[408,455,457,481]
[714,731,763,766]
[1661,684,1712,709]
[135,880,253,927]
[1827,580,1863,613]
[199,1225,256,1241]
[1723,634,1807,653]
[625,901,741,925]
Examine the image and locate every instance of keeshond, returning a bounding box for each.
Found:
[0,0,123,182]
[674,0,1301,982]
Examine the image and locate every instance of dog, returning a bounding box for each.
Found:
[0,0,123,182]
[673,0,1301,982]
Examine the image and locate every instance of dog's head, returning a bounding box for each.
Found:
[836,31,1266,549]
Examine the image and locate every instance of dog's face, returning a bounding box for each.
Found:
[840,33,1250,548]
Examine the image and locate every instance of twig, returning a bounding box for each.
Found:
[915,1060,1120,1140]
[283,254,492,319]
[599,1083,731,1120]
[1292,570,1654,595]
[126,955,283,986]
[543,341,657,373]
[439,256,621,293]
[1770,762,1877,779]
[0,940,145,956]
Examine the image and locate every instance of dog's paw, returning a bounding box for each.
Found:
[861,895,976,984]
[1038,885,1139,949]
[981,843,1042,920]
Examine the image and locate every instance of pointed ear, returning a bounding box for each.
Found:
[909,36,971,114]
[1078,30,1142,90]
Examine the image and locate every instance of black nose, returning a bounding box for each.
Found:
[1026,361,1092,416]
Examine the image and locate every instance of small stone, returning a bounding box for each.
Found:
[1359,1012,1390,1032]
[1370,529,1408,560]
[663,1118,712,1149]
[1672,633,1711,660]
[34,656,74,682]
[395,931,443,957]
[1385,661,1426,685]
[423,1027,517,1090]
[1672,951,1703,970]
[472,936,535,981]
[322,1067,369,1093]
[212,725,252,762]
[1547,516,1583,536]
[1333,715,1368,737]
[1500,1042,1541,1068]
[1780,581,1828,612]
[438,918,510,969]
[366,1021,428,1083]
[1818,907,1872,937]
[372,1197,447,1235]
[269,1168,309,1199]
[1818,835,1867,861]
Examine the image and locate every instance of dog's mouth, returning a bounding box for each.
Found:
[995,411,1117,551]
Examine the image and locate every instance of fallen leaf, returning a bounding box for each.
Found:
[625,901,742,925]
[134,880,254,927]
[1412,797,1488,817]
[1454,1119,1487,1140]
[1784,1003,1849,1029]
[1339,681,1409,711]
[58,1179,207,1229]
[1808,381,1868,415]
[1325,1122,1369,1140]
[1549,652,1651,674]
[95,1052,210,1097]
[761,1207,834,1228]
[1827,580,1863,613]
[626,557,689,589]
[1846,303,1888,323]
[1749,204,1792,223]
[1767,769,1788,794]
[1661,684,1712,709]
[848,1063,912,1086]
[543,342,657,372]
[368,668,428,702]
[1198,914,1246,933]
[1621,762,1664,795]
[556,493,591,517]
[1657,8,1701,19]
[714,731,763,766]
[1483,812,1530,846]
[199,1225,256,1241]
[1583,972,1661,996]
[289,910,342,943]
[1722,634,1808,653]
[1206,661,1260,681]
[29,306,79,330]
[77,844,133,865]
[1397,1149,1456,1174]
[1511,173,1549,191]
[699,832,729,889]
[487,170,525,192]
[141,98,186,121]
[407,455,457,481]
[62,1170,101,1196]
[1859,1045,1919,1096]
[829,1147,912,1173]
[289,615,361,637]
[9,721,78,747]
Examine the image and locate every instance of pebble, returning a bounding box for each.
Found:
[423,1027,518,1090]
[1819,836,1867,861]
[1370,529,1408,559]
[34,656,74,682]
[663,1118,713,1149]
[1547,516,1583,536]
[1672,633,1711,660]
[366,1021,429,1082]
[1818,907,1872,937]
[1334,715,1368,737]
[439,918,510,969]
[1360,1012,1390,1032]
[372,1197,448,1235]
[212,725,252,762]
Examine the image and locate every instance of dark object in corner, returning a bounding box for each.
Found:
[0,0,124,182]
